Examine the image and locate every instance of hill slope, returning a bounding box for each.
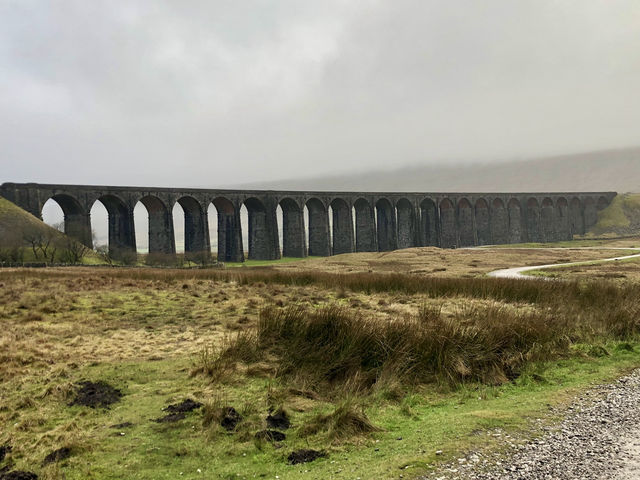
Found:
[0,196,101,263]
[590,194,640,236]
[0,196,64,247]
[244,147,640,193]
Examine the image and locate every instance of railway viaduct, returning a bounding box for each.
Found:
[0,183,616,262]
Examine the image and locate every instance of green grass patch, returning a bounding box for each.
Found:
[3,345,640,479]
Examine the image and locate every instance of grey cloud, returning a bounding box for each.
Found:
[1,0,639,187]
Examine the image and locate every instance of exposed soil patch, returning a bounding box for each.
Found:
[287,449,327,465]
[69,381,122,408]
[154,413,186,423]
[266,409,290,430]
[42,447,71,465]
[164,399,202,413]
[255,430,286,442]
[220,407,242,431]
[0,446,11,462]
[0,472,38,480]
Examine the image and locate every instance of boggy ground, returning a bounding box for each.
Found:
[2,243,640,479]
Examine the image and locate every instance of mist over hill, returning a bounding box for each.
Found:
[242,147,640,193]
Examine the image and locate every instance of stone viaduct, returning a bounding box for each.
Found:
[0,183,616,262]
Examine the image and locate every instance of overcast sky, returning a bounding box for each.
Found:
[2,0,640,188]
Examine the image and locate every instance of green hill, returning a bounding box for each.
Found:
[589,194,640,236]
[0,196,100,263]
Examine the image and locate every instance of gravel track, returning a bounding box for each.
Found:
[487,247,640,279]
[423,369,640,480]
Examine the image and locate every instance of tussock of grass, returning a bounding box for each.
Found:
[208,303,569,391]
[299,398,381,440]
[198,276,640,394]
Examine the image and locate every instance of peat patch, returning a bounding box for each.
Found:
[42,447,71,465]
[0,446,11,462]
[287,449,327,465]
[220,407,242,431]
[164,399,202,414]
[266,409,290,430]
[255,430,286,442]
[154,413,186,423]
[0,471,38,480]
[69,381,122,408]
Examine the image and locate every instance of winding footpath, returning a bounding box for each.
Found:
[422,247,640,479]
[487,247,640,279]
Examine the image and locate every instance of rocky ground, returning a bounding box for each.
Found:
[424,369,640,480]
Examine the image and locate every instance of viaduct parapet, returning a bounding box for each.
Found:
[0,183,616,262]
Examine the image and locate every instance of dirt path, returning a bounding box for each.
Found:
[487,247,640,279]
[423,369,640,480]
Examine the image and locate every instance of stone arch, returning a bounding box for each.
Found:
[541,197,555,242]
[93,194,135,258]
[42,193,92,247]
[475,198,491,246]
[597,196,609,211]
[396,198,416,249]
[439,198,456,248]
[376,198,397,251]
[175,196,209,260]
[569,197,584,236]
[583,197,597,231]
[457,198,475,247]
[556,197,570,240]
[329,198,354,255]
[279,198,306,258]
[420,198,439,247]
[211,197,243,262]
[507,198,522,243]
[139,195,175,255]
[244,197,279,260]
[354,198,376,252]
[490,198,508,245]
[526,197,542,243]
[306,198,330,256]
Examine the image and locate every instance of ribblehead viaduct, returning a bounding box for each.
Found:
[0,183,616,262]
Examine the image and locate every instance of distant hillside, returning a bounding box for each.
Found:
[244,147,640,193]
[589,194,640,236]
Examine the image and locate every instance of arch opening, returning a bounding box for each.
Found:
[306,198,330,256]
[457,198,475,247]
[420,198,439,247]
[439,198,456,248]
[243,197,279,260]
[354,198,376,252]
[490,198,508,245]
[396,199,416,250]
[330,198,354,255]
[541,197,555,242]
[42,194,92,247]
[92,194,135,260]
[475,198,490,246]
[176,196,209,262]
[526,198,542,243]
[138,195,175,258]
[279,198,306,258]
[507,199,522,243]
[376,198,396,252]
[212,197,243,263]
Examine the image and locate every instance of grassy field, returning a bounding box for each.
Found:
[2,257,640,479]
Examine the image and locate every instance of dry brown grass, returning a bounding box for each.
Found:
[272,246,638,277]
